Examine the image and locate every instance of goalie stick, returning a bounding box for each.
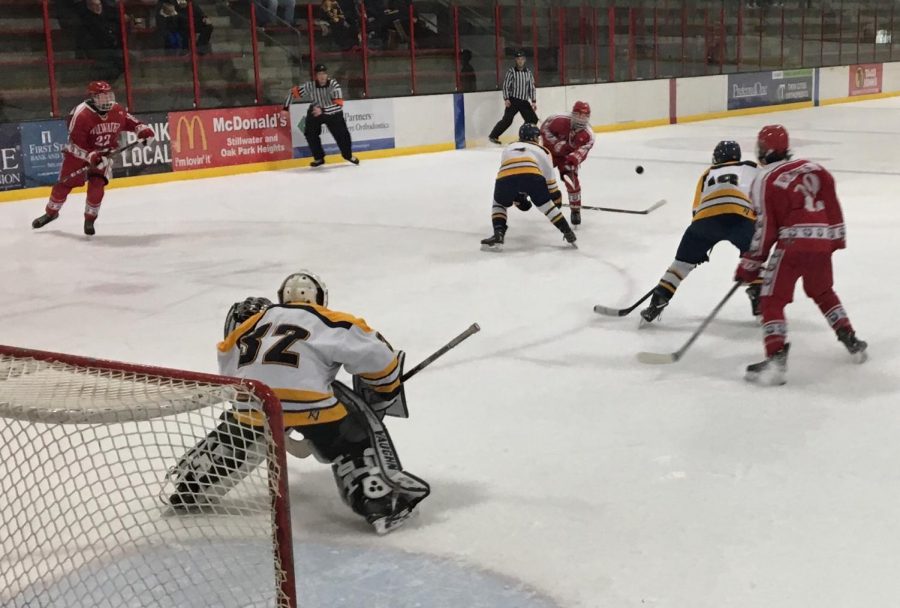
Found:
[593,289,654,317]
[290,323,481,459]
[562,199,667,215]
[636,282,741,364]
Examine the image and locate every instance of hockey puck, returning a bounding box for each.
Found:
[635,165,644,174]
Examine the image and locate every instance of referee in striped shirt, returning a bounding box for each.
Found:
[488,51,538,144]
[285,64,358,166]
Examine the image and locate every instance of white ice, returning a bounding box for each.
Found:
[2,97,899,608]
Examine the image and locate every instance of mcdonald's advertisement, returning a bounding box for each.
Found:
[169,106,292,171]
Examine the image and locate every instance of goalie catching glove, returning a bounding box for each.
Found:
[223,296,274,338]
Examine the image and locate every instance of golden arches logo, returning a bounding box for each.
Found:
[173,115,207,153]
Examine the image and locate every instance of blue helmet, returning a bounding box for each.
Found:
[713,140,741,165]
[518,123,540,143]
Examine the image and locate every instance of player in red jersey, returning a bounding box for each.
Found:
[735,124,867,385]
[31,81,154,236]
[540,100,595,226]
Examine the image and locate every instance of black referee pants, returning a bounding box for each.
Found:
[305,110,354,161]
[489,98,539,140]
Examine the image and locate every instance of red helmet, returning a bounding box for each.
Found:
[571,100,591,127]
[757,124,789,163]
[87,80,115,112]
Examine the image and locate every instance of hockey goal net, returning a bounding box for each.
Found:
[0,345,296,608]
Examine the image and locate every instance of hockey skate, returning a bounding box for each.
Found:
[347,156,360,165]
[639,293,669,325]
[746,283,761,317]
[489,137,501,145]
[310,158,325,167]
[480,229,505,252]
[745,344,789,386]
[368,498,418,535]
[31,213,57,230]
[563,230,577,248]
[84,217,96,236]
[570,208,581,226]
[836,327,868,363]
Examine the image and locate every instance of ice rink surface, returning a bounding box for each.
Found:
[2,97,899,607]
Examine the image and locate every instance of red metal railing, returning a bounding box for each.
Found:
[28,2,895,120]
[40,0,58,117]
[118,1,134,110]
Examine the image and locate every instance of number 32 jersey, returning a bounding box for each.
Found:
[217,303,401,426]
[691,160,759,223]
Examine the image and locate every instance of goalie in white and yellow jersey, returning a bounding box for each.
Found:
[640,140,760,324]
[481,123,577,251]
[168,271,429,535]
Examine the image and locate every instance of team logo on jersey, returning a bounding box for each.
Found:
[172,115,207,153]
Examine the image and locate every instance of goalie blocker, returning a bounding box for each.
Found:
[169,275,428,534]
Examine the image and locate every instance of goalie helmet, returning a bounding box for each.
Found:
[87,80,115,113]
[223,296,273,338]
[278,271,328,307]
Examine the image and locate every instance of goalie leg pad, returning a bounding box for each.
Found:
[167,413,267,508]
[331,381,431,532]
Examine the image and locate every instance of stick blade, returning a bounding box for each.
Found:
[642,199,667,214]
[636,351,679,365]
[593,304,625,317]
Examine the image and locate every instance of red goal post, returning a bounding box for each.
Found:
[0,344,297,608]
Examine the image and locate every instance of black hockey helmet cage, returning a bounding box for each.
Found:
[712,140,741,165]
[518,123,540,143]
[278,271,328,307]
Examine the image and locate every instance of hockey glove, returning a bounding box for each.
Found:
[734,257,763,284]
[352,351,409,419]
[223,296,273,338]
[136,125,155,145]
[87,150,110,170]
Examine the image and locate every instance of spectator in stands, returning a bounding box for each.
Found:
[319,0,358,51]
[460,49,476,92]
[255,0,297,27]
[78,0,124,82]
[173,0,214,54]
[158,1,185,53]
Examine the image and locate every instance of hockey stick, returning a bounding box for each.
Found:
[401,323,481,381]
[636,282,741,365]
[59,139,146,184]
[562,199,667,215]
[593,289,654,317]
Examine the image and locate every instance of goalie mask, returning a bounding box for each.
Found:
[278,271,328,307]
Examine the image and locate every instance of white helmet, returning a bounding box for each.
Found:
[278,271,328,307]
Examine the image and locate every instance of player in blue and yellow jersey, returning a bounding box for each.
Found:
[641,140,761,324]
[481,123,577,251]
[169,271,428,534]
